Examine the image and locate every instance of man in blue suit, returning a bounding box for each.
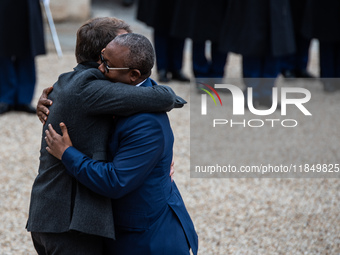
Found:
[44,33,198,254]
[28,18,187,255]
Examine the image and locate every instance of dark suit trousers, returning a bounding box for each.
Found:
[0,55,36,105]
[153,29,185,72]
[31,231,109,255]
[280,37,310,72]
[192,41,227,78]
[242,55,281,99]
[319,41,340,78]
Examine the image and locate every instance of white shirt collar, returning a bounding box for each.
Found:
[135,79,147,87]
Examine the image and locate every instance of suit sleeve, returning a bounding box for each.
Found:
[80,78,178,116]
[61,115,164,199]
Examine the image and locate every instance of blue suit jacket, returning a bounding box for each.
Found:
[61,78,198,255]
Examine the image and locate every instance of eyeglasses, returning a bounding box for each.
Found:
[100,54,131,73]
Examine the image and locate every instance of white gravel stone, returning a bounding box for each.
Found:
[0,47,339,255]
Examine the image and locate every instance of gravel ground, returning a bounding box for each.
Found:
[0,30,339,255]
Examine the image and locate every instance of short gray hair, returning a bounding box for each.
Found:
[112,33,155,76]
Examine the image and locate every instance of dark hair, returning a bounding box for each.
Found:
[75,17,132,63]
[112,33,155,77]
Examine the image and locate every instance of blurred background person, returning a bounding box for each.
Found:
[171,0,228,85]
[219,0,296,108]
[281,0,314,79]
[122,0,134,7]
[302,0,340,92]
[137,0,190,83]
[0,0,46,114]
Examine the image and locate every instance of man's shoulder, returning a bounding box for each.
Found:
[118,112,168,130]
[125,112,167,120]
[57,64,105,82]
[54,65,110,93]
[74,63,106,79]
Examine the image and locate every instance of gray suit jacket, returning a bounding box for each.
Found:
[26,62,180,239]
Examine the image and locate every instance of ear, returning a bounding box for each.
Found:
[129,69,141,83]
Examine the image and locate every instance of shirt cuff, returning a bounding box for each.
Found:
[61,146,81,175]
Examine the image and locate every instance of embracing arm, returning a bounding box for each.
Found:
[45,116,167,199]
[37,86,53,124]
[37,81,186,124]
[81,79,185,116]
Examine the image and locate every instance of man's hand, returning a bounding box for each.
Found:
[37,86,53,125]
[45,123,73,160]
[170,160,175,182]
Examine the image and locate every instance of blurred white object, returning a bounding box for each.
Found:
[42,0,50,5]
[41,0,63,58]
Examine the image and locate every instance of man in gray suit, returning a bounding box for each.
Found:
[26,17,184,254]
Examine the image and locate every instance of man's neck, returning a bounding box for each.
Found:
[132,76,149,86]
[135,79,148,87]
